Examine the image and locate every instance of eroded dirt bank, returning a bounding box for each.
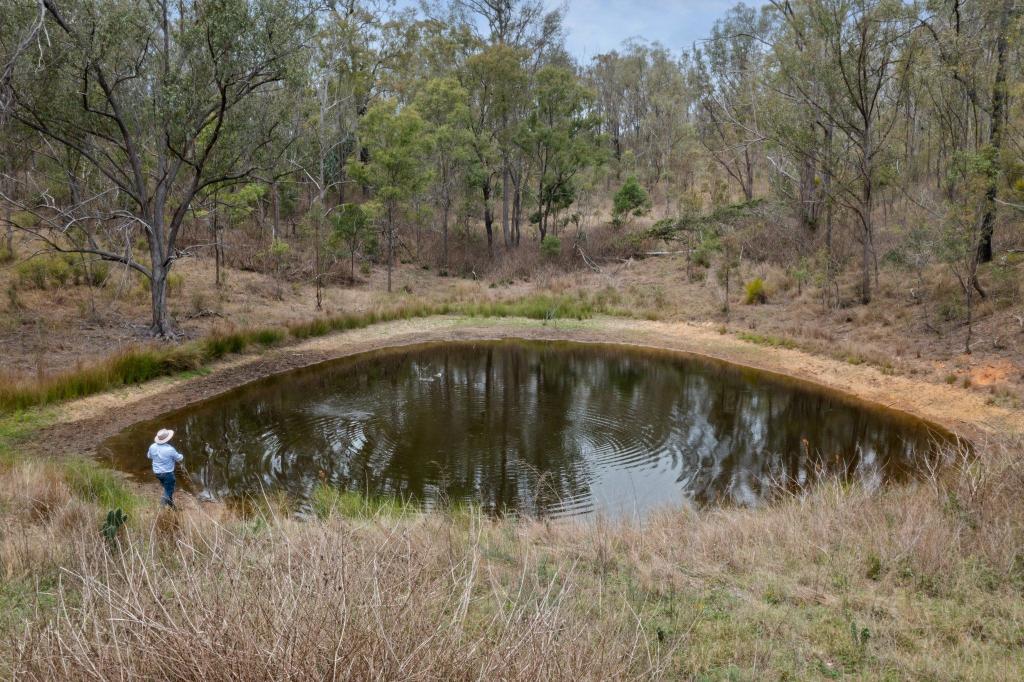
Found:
[26,315,1024,459]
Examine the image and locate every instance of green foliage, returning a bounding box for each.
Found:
[645,199,766,243]
[100,507,129,543]
[0,344,205,414]
[459,294,595,321]
[329,204,376,277]
[744,278,767,304]
[63,460,140,516]
[310,485,412,520]
[611,176,651,227]
[519,65,605,238]
[15,256,71,290]
[540,234,561,258]
[347,101,434,208]
[737,332,799,350]
[269,239,290,259]
[9,211,37,229]
[203,332,247,359]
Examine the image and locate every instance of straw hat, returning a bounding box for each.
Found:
[154,429,174,444]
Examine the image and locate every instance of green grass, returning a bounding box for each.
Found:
[458,294,595,321]
[62,459,142,516]
[736,331,800,350]
[310,484,415,520]
[0,410,55,469]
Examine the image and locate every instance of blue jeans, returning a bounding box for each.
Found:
[155,472,176,507]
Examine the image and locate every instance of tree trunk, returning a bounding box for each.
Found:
[977,0,1012,264]
[441,201,449,273]
[512,186,521,247]
[150,264,173,337]
[501,165,511,249]
[271,180,281,243]
[2,192,13,258]
[386,205,394,293]
[211,193,221,287]
[799,151,818,236]
[743,147,754,201]
[482,183,494,256]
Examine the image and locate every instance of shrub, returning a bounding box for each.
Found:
[540,235,561,258]
[203,332,248,359]
[69,258,110,287]
[611,176,652,227]
[744,278,767,304]
[15,256,71,290]
[166,272,185,294]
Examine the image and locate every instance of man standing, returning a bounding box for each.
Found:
[148,429,184,509]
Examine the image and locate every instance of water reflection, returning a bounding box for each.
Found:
[101,340,948,518]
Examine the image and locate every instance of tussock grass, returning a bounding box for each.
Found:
[0,346,205,413]
[737,331,800,350]
[0,294,607,415]
[458,294,595,320]
[61,459,141,517]
[310,484,415,520]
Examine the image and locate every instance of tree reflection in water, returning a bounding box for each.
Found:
[102,341,949,519]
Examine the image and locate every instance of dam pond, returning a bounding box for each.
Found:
[101,340,951,519]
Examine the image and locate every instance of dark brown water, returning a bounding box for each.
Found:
[100,340,950,519]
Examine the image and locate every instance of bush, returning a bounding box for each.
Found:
[611,176,651,227]
[203,332,248,359]
[540,235,561,258]
[15,256,72,290]
[251,328,286,347]
[167,272,185,294]
[744,278,767,304]
[69,258,110,287]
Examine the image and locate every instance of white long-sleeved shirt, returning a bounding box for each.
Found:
[147,442,183,474]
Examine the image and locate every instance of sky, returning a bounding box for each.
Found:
[554,0,764,59]
[396,1,767,61]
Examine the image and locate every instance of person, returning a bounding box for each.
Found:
[148,429,184,508]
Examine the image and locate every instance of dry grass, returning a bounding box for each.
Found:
[4,503,661,680]
[1,432,1023,679]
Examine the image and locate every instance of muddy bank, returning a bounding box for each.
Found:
[24,315,1022,461]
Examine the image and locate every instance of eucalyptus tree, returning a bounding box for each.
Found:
[3,0,313,336]
[346,100,433,292]
[769,0,918,304]
[0,0,44,116]
[920,0,1018,264]
[459,0,566,250]
[414,77,473,273]
[691,5,770,202]
[463,44,525,254]
[518,65,604,244]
